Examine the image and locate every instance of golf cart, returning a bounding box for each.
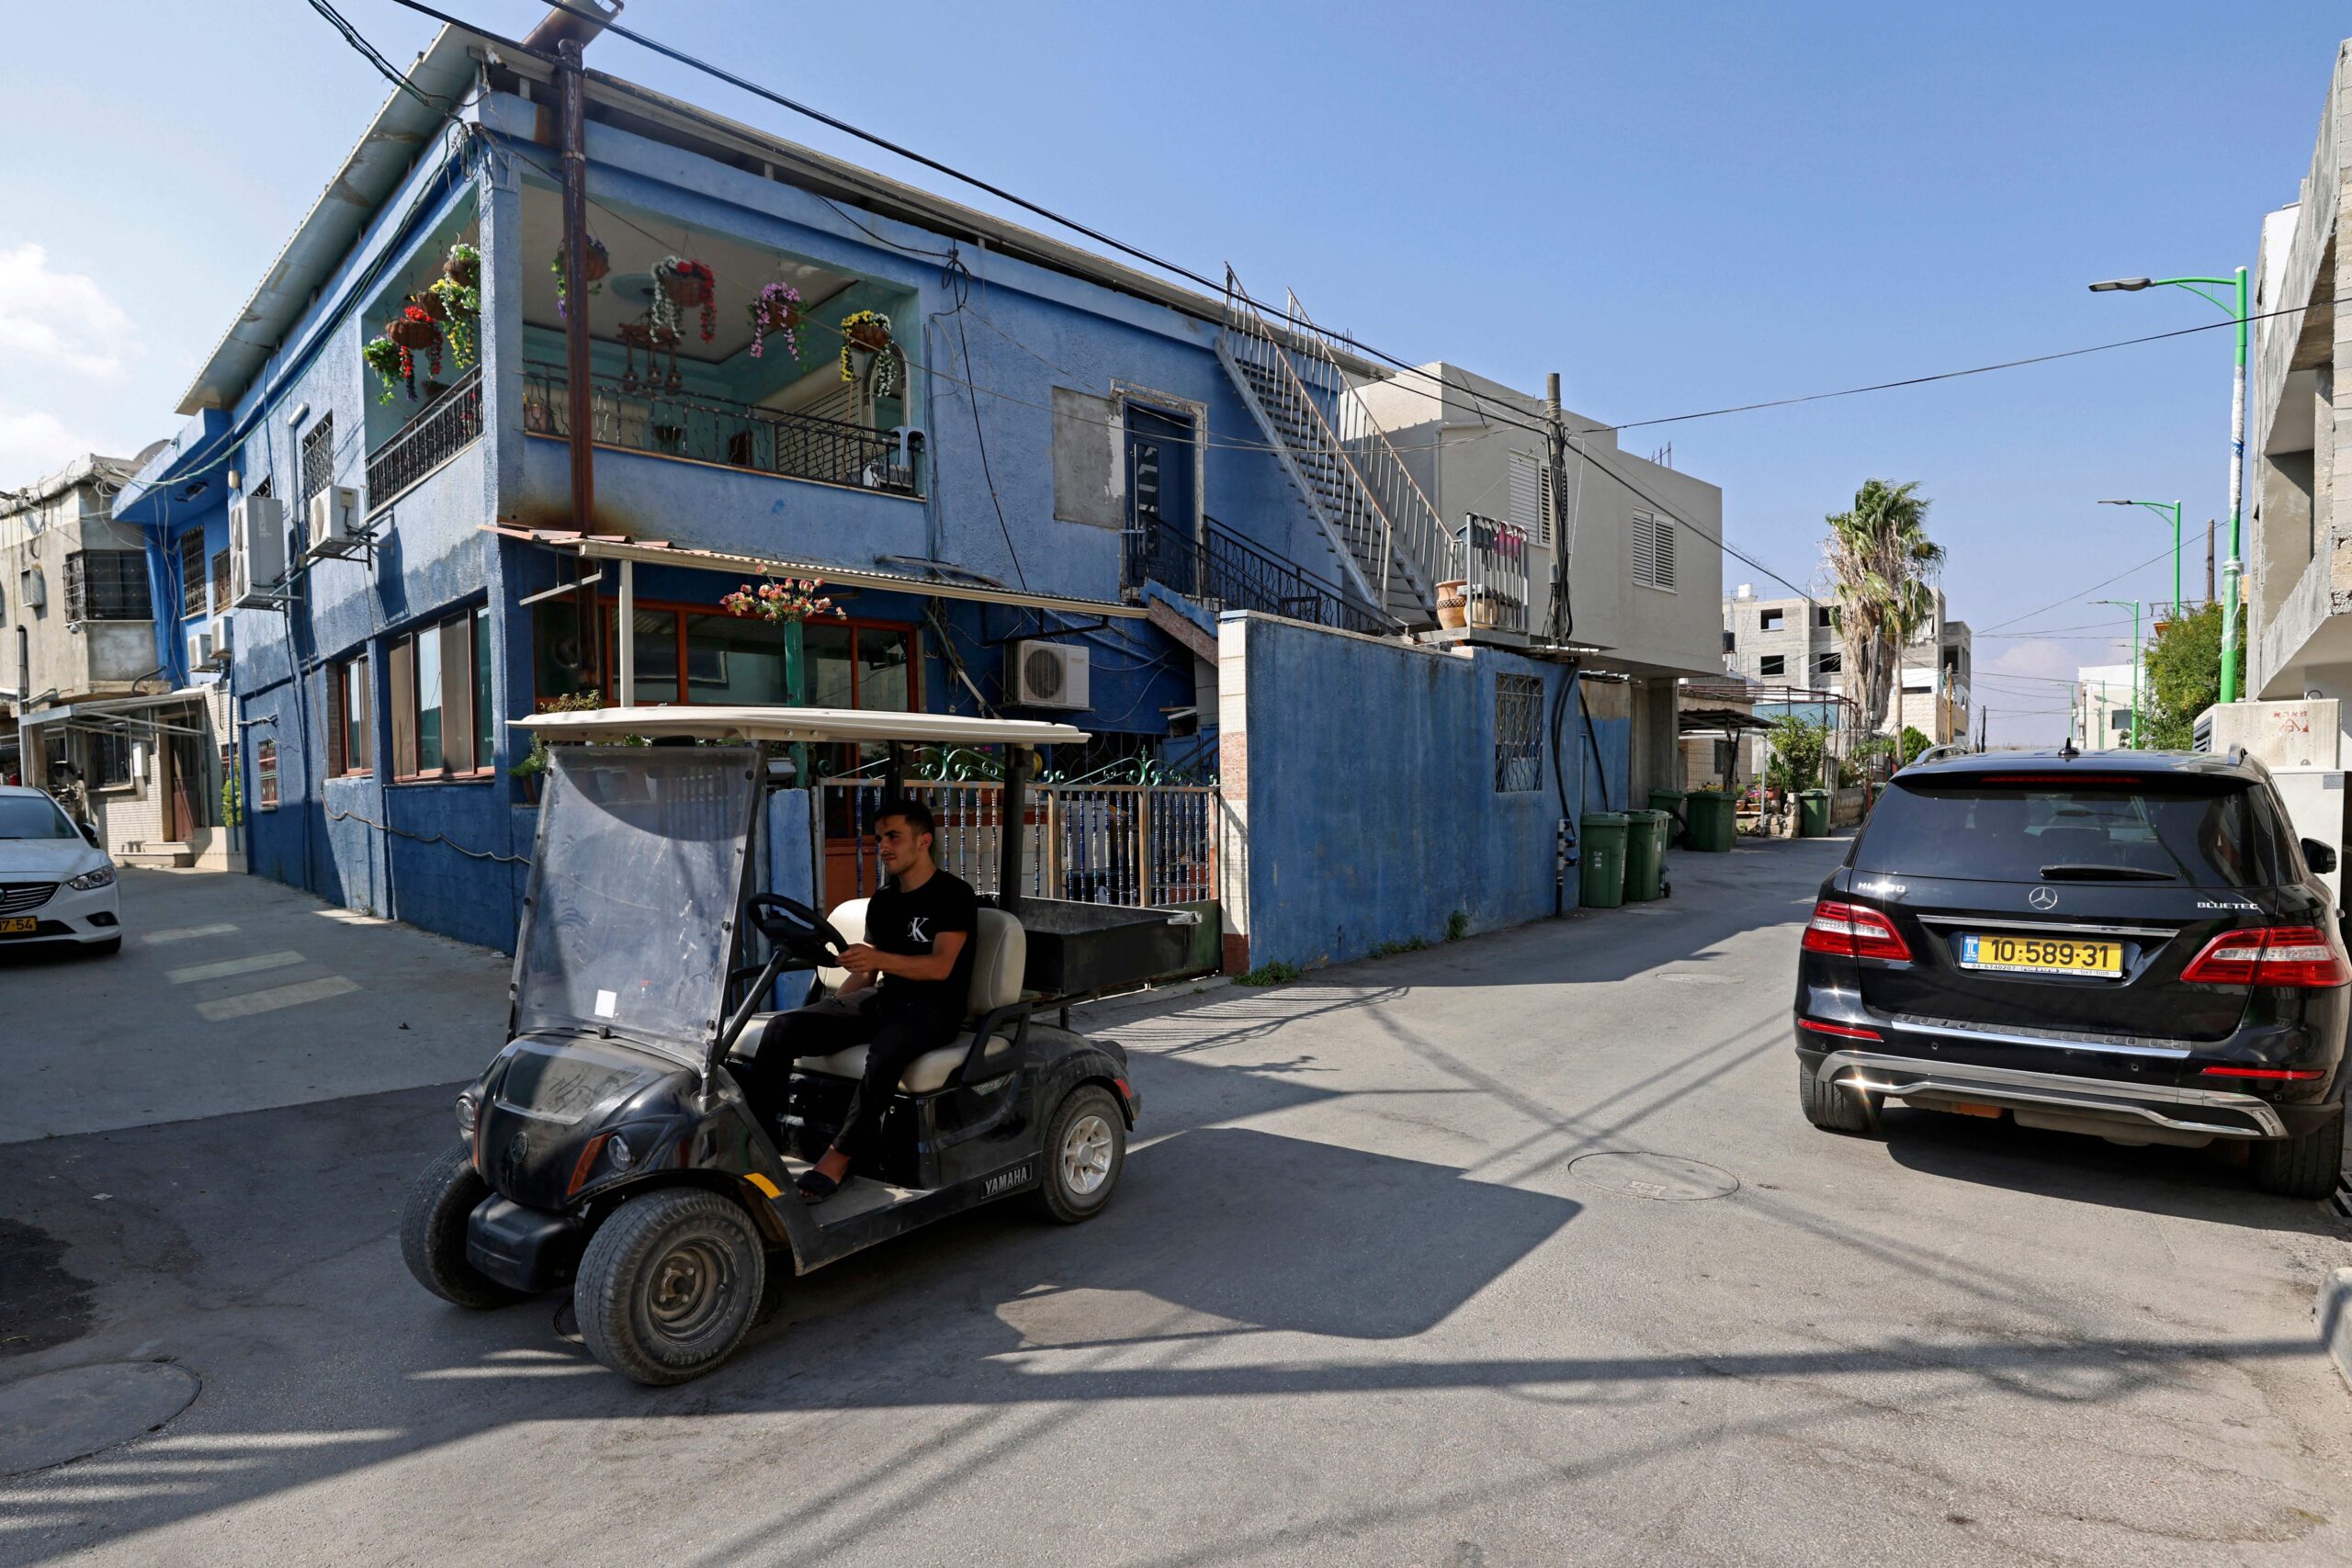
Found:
[400,706,1176,1385]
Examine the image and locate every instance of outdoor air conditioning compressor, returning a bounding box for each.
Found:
[1006,639,1091,711]
[307,485,366,559]
[230,496,287,607]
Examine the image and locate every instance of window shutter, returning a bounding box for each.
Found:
[1537,464,1555,548]
[440,617,475,774]
[1509,453,1546,548]
[390,637,416,778]
[326,667,346,776]
[1630,513,1656,587]
[1652,515,1676,590]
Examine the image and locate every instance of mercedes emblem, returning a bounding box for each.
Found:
[2029,886,2059,911]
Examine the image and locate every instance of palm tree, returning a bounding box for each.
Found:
[1825,479,1943,738]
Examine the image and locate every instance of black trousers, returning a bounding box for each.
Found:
[737,995,959,1159]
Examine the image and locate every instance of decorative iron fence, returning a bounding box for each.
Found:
[818,778,1220,908]
[523,363,920,497]
[366,367,483,510]
[1459,513,1531,636]
[1124,512,1388,637]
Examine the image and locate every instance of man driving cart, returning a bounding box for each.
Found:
[735,797,977,1203]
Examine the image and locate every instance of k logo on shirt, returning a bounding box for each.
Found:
[906,916,932,945]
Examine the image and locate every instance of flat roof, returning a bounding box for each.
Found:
[513,705,1089,747]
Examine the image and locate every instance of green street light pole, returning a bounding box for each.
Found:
[2095,599,2146,749]
[2097,498,2184,620]
[2089,269,2251,703]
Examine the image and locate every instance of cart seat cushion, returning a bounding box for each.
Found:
[797,1031,1013,1093]
[815,898,1024,1021]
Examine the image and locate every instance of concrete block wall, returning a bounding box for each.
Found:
[1216,612,1579,973]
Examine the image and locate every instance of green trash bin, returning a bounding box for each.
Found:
[1798,788,1831,838]
[1648,788,1689,847]
[1579,812,1630,909]
[1684,790,1736,852]
[1623,809,1670,901]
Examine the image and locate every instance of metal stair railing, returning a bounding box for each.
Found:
[1218,268,1437,626]
[1124,511,1391,637]
[1281,288,1455,615]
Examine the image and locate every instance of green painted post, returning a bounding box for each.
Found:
[2096,599,2144,749]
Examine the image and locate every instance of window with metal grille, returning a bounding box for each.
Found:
[1631,513,1677,592]
[209,549,231,613]
[178,529,208,619]
[92,731,132,787]
[63,551,152,621]
[256,739,279,810]
[1495,673,1544,793]
[300,415,336,513]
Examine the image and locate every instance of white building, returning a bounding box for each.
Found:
[2071,661,2141,749]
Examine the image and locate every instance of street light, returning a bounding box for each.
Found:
[2088,269,2250,704]
[2094,599,2146,749]
[2097,498,2184,620]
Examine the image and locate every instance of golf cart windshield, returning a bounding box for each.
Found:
[514,747,758,1060]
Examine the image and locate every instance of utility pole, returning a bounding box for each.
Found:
[1544,372,1570,644]
[559,37,601,694]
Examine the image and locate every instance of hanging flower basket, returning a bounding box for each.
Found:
[842,310,893,354]
[838,310,901,397]
[428,277,478,369]
[551,235,609,318]
[720,579,847,625]
[748,281,802,361]
[444,242,481,291]
[362,336,407,404]
[652,257,718,343]
[409,288,449,323]
[387,304,443,387]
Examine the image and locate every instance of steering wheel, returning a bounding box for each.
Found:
[746,894,849,969]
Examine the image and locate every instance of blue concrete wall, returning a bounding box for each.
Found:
[1230,616,1583,970]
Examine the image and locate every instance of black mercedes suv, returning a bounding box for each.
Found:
[1792,747,2347,1198]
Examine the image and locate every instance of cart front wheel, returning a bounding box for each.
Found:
[401,1144,524,1310]
[573,1189,765,1385]
[1034,1085,1125,1224]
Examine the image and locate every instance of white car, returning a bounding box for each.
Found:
[0,784,122,955]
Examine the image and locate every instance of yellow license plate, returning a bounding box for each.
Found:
[1960,932,2122,977]
[0,916,36,935]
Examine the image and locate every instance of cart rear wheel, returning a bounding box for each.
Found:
[1034,1086,1125,1224]
[401,1144,524,1310]
[573,1189,765,1386]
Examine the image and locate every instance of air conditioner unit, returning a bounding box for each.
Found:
[187,627,220,672]
[307,485,366,559]
[230,496,287,607]
[1007,640,1091,711]
[21,566,45,611]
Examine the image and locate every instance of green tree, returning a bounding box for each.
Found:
[1899,725,1932,764]
[1825,479,1945,736]
[2140,603,2245,751]
[1765,715,1830,793]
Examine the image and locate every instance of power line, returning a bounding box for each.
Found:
[1973,546,2177,633]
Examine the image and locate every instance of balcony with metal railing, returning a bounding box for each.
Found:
[365,366,484,513]
[522,363,922,499]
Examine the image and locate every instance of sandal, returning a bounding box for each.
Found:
[796,1169,842,1203]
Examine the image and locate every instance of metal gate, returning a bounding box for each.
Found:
[818,779,1219,908]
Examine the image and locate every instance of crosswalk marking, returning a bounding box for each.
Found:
[194,976,362,1022]
[167,951,307,986]
[141,924,240,945]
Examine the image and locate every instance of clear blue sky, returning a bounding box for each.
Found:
[6,1,2346,742]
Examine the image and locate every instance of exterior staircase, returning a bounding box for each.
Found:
[1216,271,1455,631]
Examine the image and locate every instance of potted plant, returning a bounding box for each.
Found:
[1434,578,1468,629]
[362,336,406,403]
[443,242,481,291]
[719,578,846,624]
[837,310,900,396]
[748,281,801,360]
[512,689,606,802]
[551,234,609,318]
[652,256,718,342]
[425,276,479,369]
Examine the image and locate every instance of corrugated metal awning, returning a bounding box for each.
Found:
[515,705,1088,747]
[483,525,1148,620]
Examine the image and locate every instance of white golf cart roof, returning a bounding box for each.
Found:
[512,705,1091,748]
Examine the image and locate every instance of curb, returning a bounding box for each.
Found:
[2321,1269,2352,1397]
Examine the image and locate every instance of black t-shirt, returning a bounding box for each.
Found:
[865,870,978,1021]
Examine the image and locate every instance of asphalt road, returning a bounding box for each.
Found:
[5,840,2351,1565]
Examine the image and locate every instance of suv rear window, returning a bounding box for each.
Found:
[1855,773,2295,888]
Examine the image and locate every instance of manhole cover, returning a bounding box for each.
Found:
[0,1361,199,1475]
[1568,1151,1740,1201]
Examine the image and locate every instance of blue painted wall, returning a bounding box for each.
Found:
[1227,615,1584,970]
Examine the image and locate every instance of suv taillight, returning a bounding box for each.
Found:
[1802,899,1913,962]
[2180,926,2350,988]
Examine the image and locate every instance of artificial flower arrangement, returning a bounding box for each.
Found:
[427,276,479,368]
[362,336,405,403]
[443,242,481,290]
[381,301,442,398]
[719,579,847,624]
[653,256,718,343]
[747,281,802,360]
[837,310,900,396]
[551,234,610,317]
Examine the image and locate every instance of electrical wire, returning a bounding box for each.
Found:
[1973,546,2177,633]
